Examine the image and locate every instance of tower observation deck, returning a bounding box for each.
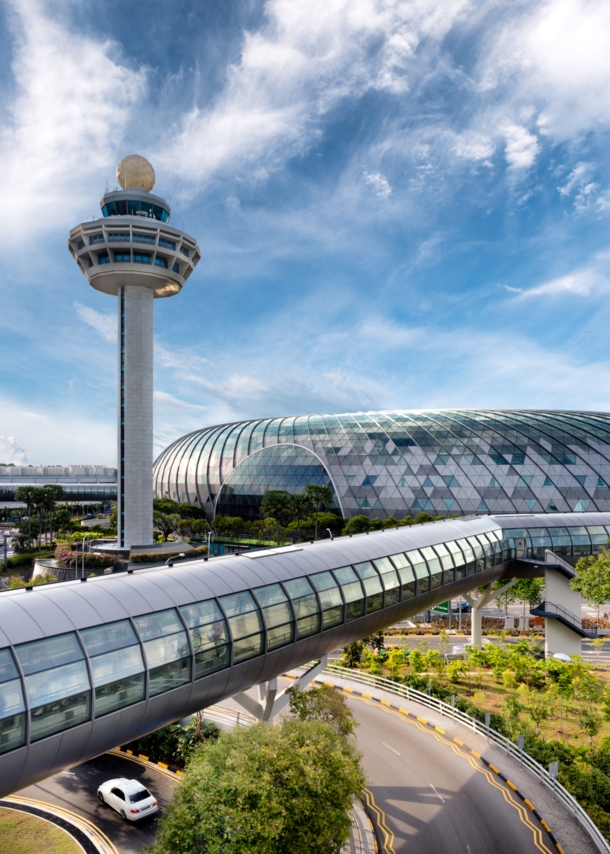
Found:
[68,155,201,548]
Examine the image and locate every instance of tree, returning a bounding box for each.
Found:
[41,484,65,546]
[342,515,370,536]
[260,491,294,546]
[14,485,36,549]
[571,553,610,622]
[150,720,364,854]
[288,685,358,737]
[304,484,334,540]
[579,708,603,745]
[290,493,313,542]
[153,513,181,542]
[500,578,544,625]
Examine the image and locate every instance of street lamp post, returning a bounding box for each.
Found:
[82,533,93,579]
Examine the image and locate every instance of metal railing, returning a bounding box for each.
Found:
[531,601,597,639]
[323,663,610,854]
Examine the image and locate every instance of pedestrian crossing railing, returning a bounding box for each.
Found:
[323,663,610,854]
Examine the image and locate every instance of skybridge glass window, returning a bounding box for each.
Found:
[372,557,400,606]
[548,527,572,556]
[353,562,383,613]
[445,540,466,580]
[179,600,229,677]
[310,572,344,629]
[405,550,430,594]
[252,584,294,650]
[332,567,365,620]
[0,648,25,755]
[16,633,90,742]
[432,543,455,584]
[454,539,476,575]
[529,528,552,559]
[587,526,609,554]
[475,534,495,565]
[420,547,443,590]
[283,578,320,638]
[133,610,191,696]
[389,553,415,599]
[218,591,263,663]
[568,527,591,557]
[80,620,144,717]
[466,537,485,572]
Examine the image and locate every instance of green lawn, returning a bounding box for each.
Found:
[0,808,81,854]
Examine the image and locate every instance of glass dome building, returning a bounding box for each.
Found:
[153,410,610,521]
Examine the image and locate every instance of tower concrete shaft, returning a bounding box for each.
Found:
[118,286,154,547]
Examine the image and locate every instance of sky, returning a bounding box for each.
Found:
[1,0,610,466]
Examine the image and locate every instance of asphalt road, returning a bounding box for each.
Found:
[18,752,178,854]
[348,695,555,854]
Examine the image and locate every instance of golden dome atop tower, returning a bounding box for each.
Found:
[116,154,155,192]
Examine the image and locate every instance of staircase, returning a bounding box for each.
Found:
[530,600,597,639]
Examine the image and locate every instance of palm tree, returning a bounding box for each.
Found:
[41,485,65,546]
[291,493,313,542]
[260,490,294,546]
[14,485,36,550]
[304,484,334,540]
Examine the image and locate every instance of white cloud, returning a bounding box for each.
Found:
[0,436,27,464]
[154,391,209,412]
[363,170,392,198]
[558,162,594,196]
[481,0,610,143]
[157,0,470,186]
[503,124,539,170]
[0,0,145,245]
[452,132,495,162]
[74,303,117,342]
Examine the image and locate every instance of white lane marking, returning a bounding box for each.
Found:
[382,742,400,755]
[430,784,445,803]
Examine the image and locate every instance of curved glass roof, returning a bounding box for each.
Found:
[153,410,610,520]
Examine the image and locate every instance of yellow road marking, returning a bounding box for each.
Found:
[107,749,181,781]
[6,795,119,854]
[362,787,396,854]
[351,696,554,854]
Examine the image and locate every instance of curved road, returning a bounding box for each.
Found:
[17,752,178,854]
[348,694,554,854]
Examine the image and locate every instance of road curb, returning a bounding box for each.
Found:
[110,747,184,778]
[0,796,118,854]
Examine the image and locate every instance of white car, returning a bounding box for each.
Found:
[97,778,159,821]
[451,638,493,655]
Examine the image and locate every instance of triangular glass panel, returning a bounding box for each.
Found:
[573,499,591,512]
[525,499,537,511]
[443,498,455,509]
[543,477,554,488]
[598,477,608,488]
[422,477,434,488]
[362,475,378,487]
[489,477,501,488]
[516,475,533,487]
[575,475,586,486]
[546,500,559,512]
[476,500,489,513]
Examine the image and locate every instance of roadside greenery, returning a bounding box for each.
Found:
[571,551,610,622]
[149,688,363,854]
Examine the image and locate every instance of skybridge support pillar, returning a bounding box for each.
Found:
[232,655,328,722]
[463,579,516,648]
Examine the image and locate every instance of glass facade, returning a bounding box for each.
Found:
[154,410,610,521]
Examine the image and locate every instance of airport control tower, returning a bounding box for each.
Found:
[68,155,200,549]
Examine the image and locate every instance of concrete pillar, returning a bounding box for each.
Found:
[118,286,154,548]
[544,567,583,658]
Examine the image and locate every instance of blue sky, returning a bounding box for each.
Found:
[1,0,610,465]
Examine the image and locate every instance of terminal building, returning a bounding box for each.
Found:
[153,409,610,521]
[0,466,117,505]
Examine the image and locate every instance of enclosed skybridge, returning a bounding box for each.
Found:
[0,512,608,797]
